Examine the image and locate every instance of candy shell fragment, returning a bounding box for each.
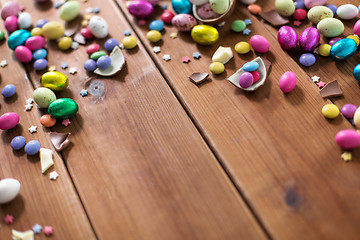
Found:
[40,148,54,173]
[50,132,71,151]
[12,229,34,240]
[94,46,126,76]
[212,46,233,64]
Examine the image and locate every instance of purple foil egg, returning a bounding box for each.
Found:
[299,27,320,52]
[128,0,154,19]
[278,26,298,50]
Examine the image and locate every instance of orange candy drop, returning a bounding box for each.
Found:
[40,114,56,127]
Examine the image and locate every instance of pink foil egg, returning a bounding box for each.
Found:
[128,0,154,19]
[250,35,270,53]
[354,19,360,36]
[0,112,20,130]
[299,27,319,52]
[279,71,296,93]
[171,14,197,32]
[304,0,326,9]
[278,26,298,50]
[25,36,45,51]
[335,129,360,149]
[329,37,341,46]
[14,46,32,63]
[1,1,20,20]
[4,16,18,33]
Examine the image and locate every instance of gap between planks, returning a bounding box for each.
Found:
[112,1,273,239]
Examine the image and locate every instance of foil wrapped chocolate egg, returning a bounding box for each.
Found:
[353,64,360,82]
[128,0,154,19]
[172,0,192,14]
[299,27,319,52]
[277,26,298,50]
[330,38,357,61]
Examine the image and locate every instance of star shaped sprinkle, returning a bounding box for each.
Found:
[182,56,191,63]
[293,20,302,26]
[170,32,177,39]
[341,152,352,162]
[24,104,33,111]
[48,65,56,71]
[29,125,37,134]
[32,224,42,234]
[218,21,226,27]
[163,54,171,61]
[80,89,88,97]
[61,62,68,69]
[25,98,34,105]
[317,81,325,88]
[313,48,319,54]
[124,30,131,36]
[43,226,54,236]
[4,214,14,224]
[62,119,71,126]
[69,67,77,74]
[243,28,251,35]
[119,43,124,49]
[85,7,93,13]
[312,75,320,83]
[49,171,59,180]
[71,41,79,50]
[0,60,7,68]
[153,46,161,53]
[244,19,252,25]
[193,52,201,59]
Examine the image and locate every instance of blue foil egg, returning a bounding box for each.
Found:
[330,38,357,61]
[172,0,192,14]
[8,29,31,50]
[353,64,360,82]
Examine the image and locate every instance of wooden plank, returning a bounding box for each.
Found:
[0,3,95,239]
[117,0,360,239]
[21,0,268,239]
[259,0,360,108]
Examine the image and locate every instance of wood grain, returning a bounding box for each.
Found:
[117,0,360,239]
[20,0,267,239]
[0,2,95,239]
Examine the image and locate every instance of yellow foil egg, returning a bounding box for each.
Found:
[42,21,65,40]
[123,36,137,49]
[58,36,73,50]
[191,25,219,45]
[31,27,43,36]
[41,71,69,91]
[347,35,360,46]
[318,44,331,56]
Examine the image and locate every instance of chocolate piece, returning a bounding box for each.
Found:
[320,80,343,98]
[259,10,289,27]
[73,32,86,45]
[189,72,209,85]
[49,132,71,151]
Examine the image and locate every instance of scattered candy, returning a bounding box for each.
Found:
[147,30,162,42]
[318,44,331,57]
[104,38,119,51]
[182,56,191,63]
[49,171,59,181]
[299,53,316,67]
[0,60,7,67]
[84,59,97,71]
[122,36,137,49]
[50,132,71,151]
[153,46,161,53]
[250,35,269,53]
[189,72,209,85]
[243,62,259,72]
[193,52,201,59]
[341,152,352,162]
[0,112,20,130]
[2,84,16,98]
[24,140,41,155]
[80,89,88,97]
[69,67,77,74]
[71,41,79,50]
[259,10,289,26]
[317,18,344,38]
[307,6,333,24]
[316,81,325,88]
[212,46,233,64]
[32,48,47,60]
[342,104,357,119]
[191,25,219,45]
[93,46,126,76]
[149,20,164,31]
[124,30,131,36]
[337,4,358,20]
[0,178,21,204]
[299,27,319,52]
[335,129,360,149]
[239,72,254,88]
[49,98,79,119]
[89,16,108,39]
[86,43,100,55]
[279,71,296,93]
[11,136,26,150]
[91,51,106,60]
[277,26,298,50]
[322,104,340,119]
[32,224,42,234]
[41,71,69,91]
[40,114,56,127]
[28,125,37,134]
[330,38,357,61]
[61,62,68,69]
[242,28,251,35]
[24,104,33,111]
[163,54,171,61]
[231,20,246,32]
[311,75,320,83]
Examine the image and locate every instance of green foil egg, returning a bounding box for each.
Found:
[41,71,69,91]
[48,98,79,119]
[191,25,219,45]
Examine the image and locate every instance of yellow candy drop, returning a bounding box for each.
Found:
[58,36,73,50]
[123,36,137,49]
[235,41,251,54]
[209,62,225,74]
[347,35,360,46]
[318,44,331,57]
[322,104,340,119]
[146,30,162,43]
[31,27,43,36]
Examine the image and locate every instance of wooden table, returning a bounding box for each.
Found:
[1,0,360,239]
